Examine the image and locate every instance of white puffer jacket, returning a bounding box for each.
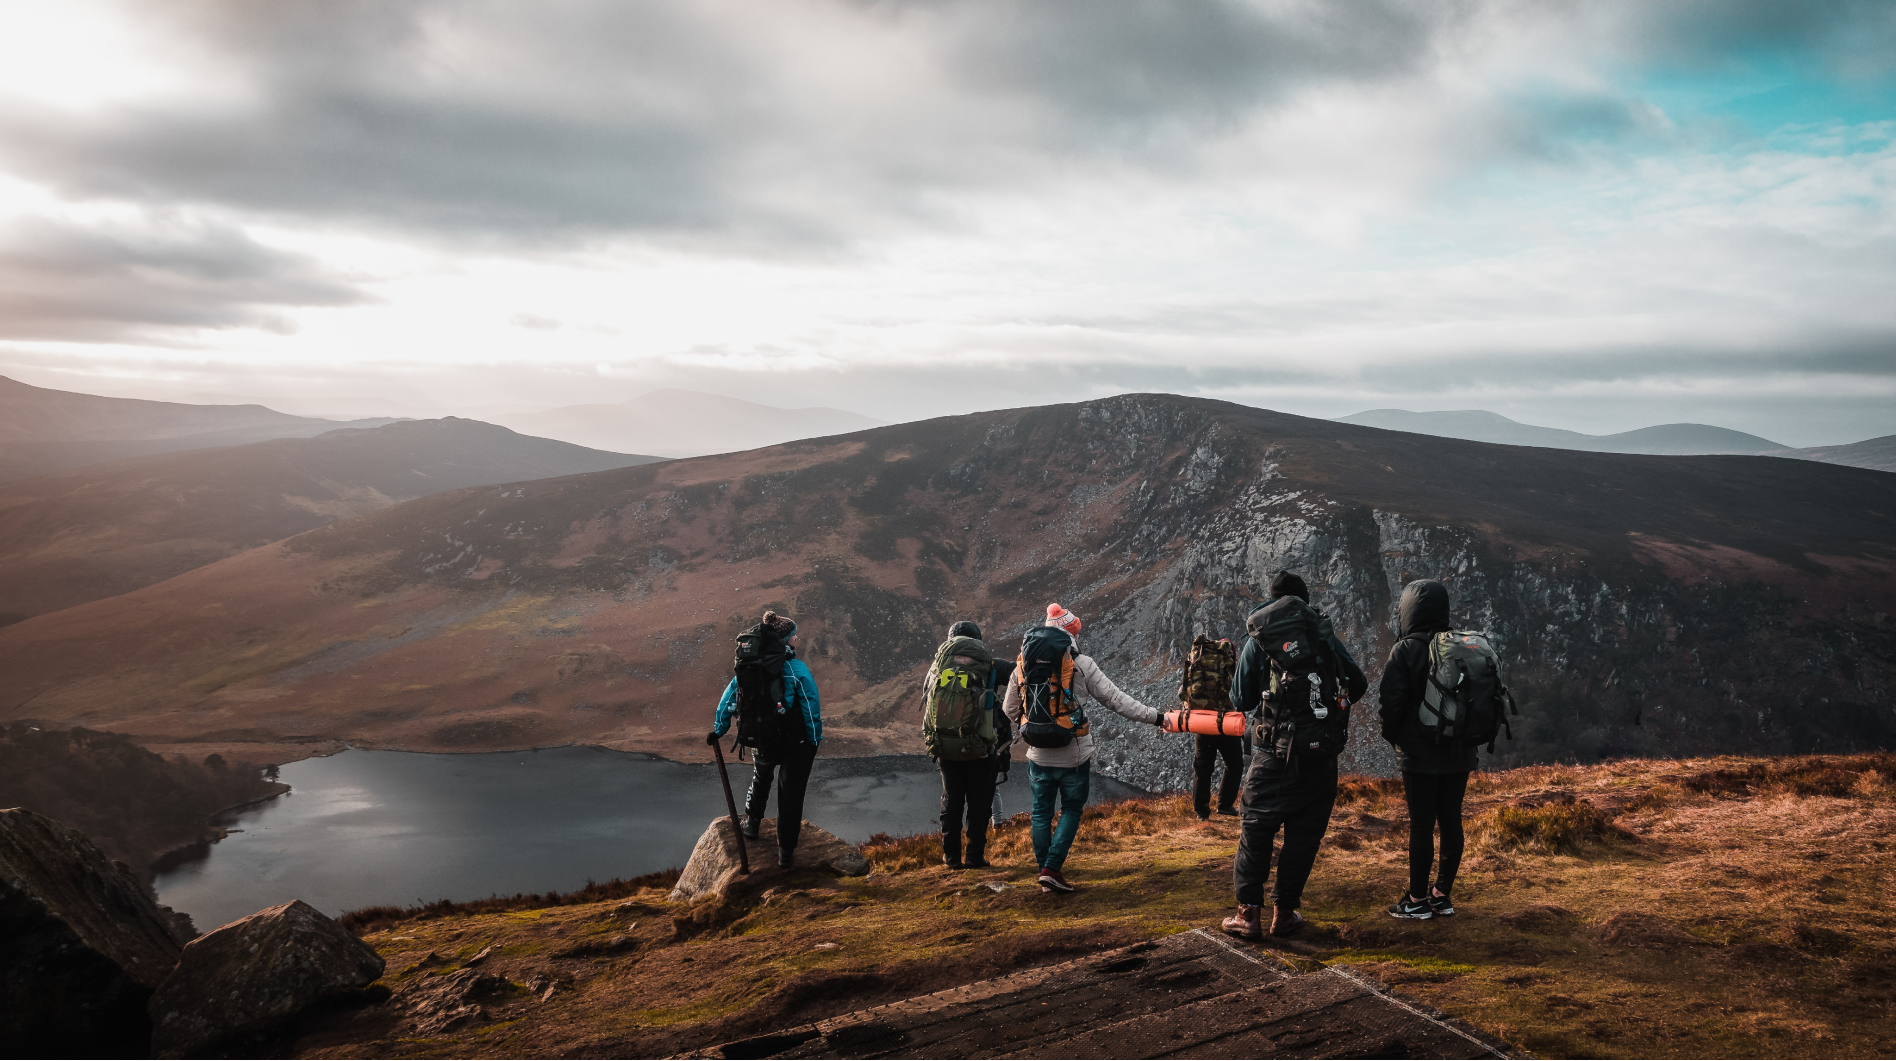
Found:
[1002,644,1161,769]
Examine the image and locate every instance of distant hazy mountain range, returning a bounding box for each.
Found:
[0,418,660,622]
[494,388,886,457]
[0,376,406,483]
[1334,408,1788,454]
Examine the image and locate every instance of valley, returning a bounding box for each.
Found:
[1,393,1890,791]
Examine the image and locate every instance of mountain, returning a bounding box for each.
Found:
[0,375,402,482]
[1336,408,1787,454]
[0,394,1890,787]
[1775,434,1896,474]
[0,418,661,623]
[495,388,886,458]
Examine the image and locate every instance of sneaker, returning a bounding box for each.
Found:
[1195,810,1211,822]
[964,856,991,869]
[1269,907,1305,938]
[1428,889,1456,917]
[1387,893,1434,920]
[1217,806,1241,817]
[1037,867,1076,893]
[1221,904,1263,940]
[742,817,761,841]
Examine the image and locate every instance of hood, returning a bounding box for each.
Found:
[1397,580,1451,638]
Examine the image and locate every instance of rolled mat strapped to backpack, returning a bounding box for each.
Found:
[1161,708,1247,737]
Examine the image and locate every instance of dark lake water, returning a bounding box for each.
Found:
[153,747,1147,931]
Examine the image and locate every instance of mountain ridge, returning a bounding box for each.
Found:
[494,388,887,458]
[1335,407,1790,454]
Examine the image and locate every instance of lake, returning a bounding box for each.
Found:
[153,747,1148,931]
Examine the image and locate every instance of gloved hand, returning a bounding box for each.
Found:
[705,730,720,746]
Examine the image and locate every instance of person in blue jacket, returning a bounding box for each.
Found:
[707,609,823,868]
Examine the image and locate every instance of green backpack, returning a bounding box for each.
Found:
[923,636,997,761]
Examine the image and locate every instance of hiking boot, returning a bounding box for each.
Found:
[1428,888,1456,917]
[1221,904,1263,940]
[942,830,963,870]
[777,847,795,869]
[1270,907,1305,938]
[742,817,761,841]
[963,855,991,869]
[1217,805,1240,817]
[1037,867,1076,893]
[1387,893,1433,920]
[1195,810,1211,821]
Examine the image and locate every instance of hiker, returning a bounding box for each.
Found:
[1377,579,1514,920]
[1178,637,1244,820]
[1221,572,1367,940]
[922,620,1015,869]
[707,609,823,869]
[1002,603,1166,893]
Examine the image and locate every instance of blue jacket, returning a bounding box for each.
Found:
[712,656,823,745]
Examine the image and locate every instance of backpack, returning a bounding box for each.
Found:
[924,636,997,761]
[1244,597,1350,760]
[1177,636,1239,731]
[732,625,791,750]
[1414,630,1518,751]
[1017,626,1087,748]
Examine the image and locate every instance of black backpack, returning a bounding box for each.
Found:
[1244,596,1350,760]
[732,625,791,750]
[1017,626,1087,748]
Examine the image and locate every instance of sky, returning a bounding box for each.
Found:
[0,1,1892,446]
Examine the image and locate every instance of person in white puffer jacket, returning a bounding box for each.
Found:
[1001,603,1165,893]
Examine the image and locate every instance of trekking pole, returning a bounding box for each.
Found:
[711,737,751,876]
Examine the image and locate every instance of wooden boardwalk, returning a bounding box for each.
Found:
[686,929,1523,1060]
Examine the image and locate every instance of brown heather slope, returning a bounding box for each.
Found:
[0,418,660,621]
[0,394,1891,781]
[279,755,1896,1059]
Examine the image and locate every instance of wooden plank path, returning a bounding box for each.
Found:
[685,930,1525,1060]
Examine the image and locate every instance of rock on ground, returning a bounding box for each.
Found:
[670,817,870,902]
[148,898,385,1057]
[0,806,194,1055]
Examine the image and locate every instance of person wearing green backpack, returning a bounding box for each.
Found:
[922,620,1013,869]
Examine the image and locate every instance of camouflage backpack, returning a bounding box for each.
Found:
[1177,636,1238,714]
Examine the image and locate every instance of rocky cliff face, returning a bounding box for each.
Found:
[4,395,1891,790]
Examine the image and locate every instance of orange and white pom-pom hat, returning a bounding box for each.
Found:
[1045,603,1082,635]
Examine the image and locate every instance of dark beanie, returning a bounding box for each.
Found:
[949,620,982,640]
[762,609,797,637]
[1269,571,1309,602]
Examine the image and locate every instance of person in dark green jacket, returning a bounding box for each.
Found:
[1377,579,1479,920]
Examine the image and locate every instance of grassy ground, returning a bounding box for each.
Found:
[295,754,1896,1059]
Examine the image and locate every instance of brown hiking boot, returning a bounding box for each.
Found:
[1221,904,1263,940]
[1270,907,1305,937]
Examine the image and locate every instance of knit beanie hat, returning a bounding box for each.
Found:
[762,609,797,638]
[1045,603,1082,635]
[948,620,982,640]
[1269,571,1309,603]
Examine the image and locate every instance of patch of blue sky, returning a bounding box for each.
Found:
[1627,54,1895,156]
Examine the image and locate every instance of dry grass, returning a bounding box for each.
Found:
[289,753,1896,1060]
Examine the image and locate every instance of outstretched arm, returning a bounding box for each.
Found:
[1074,656,1162,725]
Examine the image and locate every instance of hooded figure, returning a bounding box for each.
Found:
[1377,578,1479,921]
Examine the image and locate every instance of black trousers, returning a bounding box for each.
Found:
[1403,770,1469,899]
[744,741,817,851]
[938,756,998,860]
[1192,734,1244,816]
[1233,753,1337,909]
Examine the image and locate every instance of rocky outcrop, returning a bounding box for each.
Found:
[0,806,193,1055]
[148,899,385,1057]
[670,817,870,903]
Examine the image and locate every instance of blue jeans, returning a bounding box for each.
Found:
[1028,760,1091,872]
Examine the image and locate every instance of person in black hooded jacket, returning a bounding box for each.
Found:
[1377,579,1479,920]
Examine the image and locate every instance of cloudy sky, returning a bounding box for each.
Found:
[0,0,1891,444]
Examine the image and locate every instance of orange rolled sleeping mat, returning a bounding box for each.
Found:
[1160,708,1247,737]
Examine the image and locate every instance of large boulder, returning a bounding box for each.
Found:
[149,899,385,1057]
[0,806,193,1056]
[669,817,869,903]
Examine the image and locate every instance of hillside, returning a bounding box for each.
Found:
[1777,434,1896,474]
[0,394,1891,786]
[1336,409,1787,455]
[0,418,661,621]
[282,754,1896,1059]
[0,375,401,482]
[496,389,886,458]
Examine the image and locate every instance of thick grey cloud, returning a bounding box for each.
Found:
[0,215,367,341]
